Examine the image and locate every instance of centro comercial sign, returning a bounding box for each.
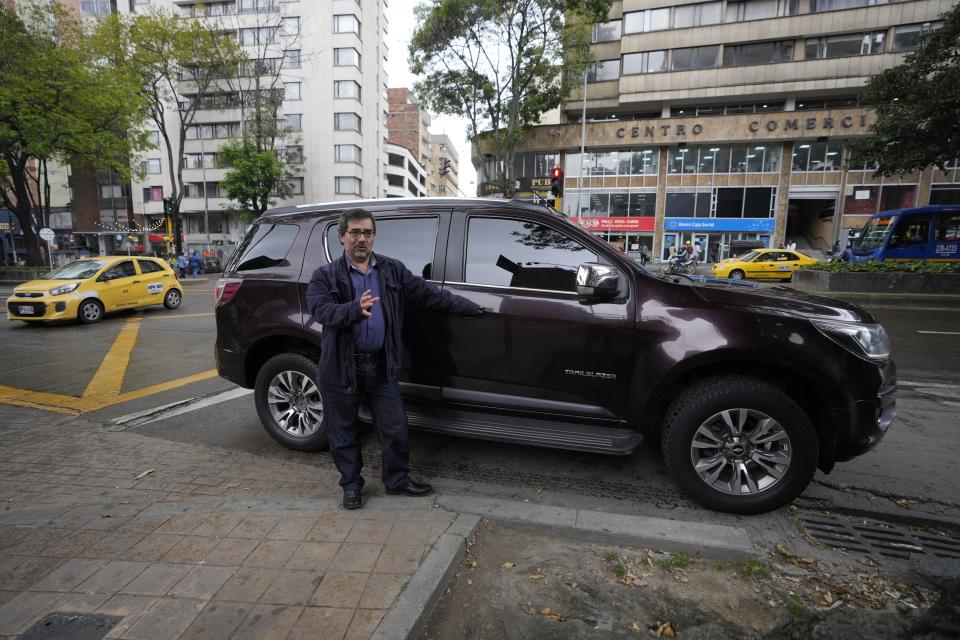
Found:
[613,113,872,140]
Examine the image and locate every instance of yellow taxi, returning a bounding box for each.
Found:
[6,256,183,324]
[711,248,818,282]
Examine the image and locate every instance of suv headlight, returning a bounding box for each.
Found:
[49,283,79,296]
[814,320,890,361]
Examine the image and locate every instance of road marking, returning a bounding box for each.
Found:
[916,330,960,335]
[0,316,220,415]
[145,312,214,320]
[111,387,252,428]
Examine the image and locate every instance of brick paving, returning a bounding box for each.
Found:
[0,406,457,639]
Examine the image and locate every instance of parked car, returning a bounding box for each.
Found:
[6,256,182,324]
[711,248,818,282]
[214,198,896,514]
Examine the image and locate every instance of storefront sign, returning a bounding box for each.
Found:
[571,216,655,232]
[664,218,775,232]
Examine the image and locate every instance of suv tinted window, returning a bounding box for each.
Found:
[325,217,439,279]
[465,217,596,292]
[231,223,299,271]
[137,259,164,273]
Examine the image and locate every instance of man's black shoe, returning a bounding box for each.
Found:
[342,489,362,509]
[385,480,433,496]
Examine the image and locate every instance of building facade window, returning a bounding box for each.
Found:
[143,186,164,202]
[334,79,361,99]
[565,149,659,177]
[810,0,888,12]
[665,187,775,218]
[182,153,218,169]
[80,0,111,19]
[142,158,161,174]
[285,113,302,131]
[334,47,361,67]
[335,144,362,163]
[336,176,361,194]
[239,0,279,13]
[792,141,844,171]
[725,0,798,22]
[673,2,722,29]
[334,112,361,131]
[671,45,720,71]
[623,50,668,75]
[186,122,241,140]
[805,31,885,59]
[283,82,301,100]
[146,131,161,148]
[591,20,622,43]
[334,14,361,34]
[284,145,304,163]
[893,22,942,51]
[282,50,300,68]
[239,26,278,46]
[623,8,670,34]
[722,40,794,66]
[280,17,300,36]
[668,144,781,174]
[587,59,620,82]
[287,177,304,195]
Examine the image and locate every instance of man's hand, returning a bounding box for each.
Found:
[473,306,486,316]
[359,289,380,317]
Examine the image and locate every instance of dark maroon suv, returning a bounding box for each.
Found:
[214,198,896,514]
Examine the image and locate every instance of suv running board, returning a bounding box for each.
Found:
[405,406,643,455]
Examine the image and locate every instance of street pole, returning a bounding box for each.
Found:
[578,68,588,218]
[199,126,211,255]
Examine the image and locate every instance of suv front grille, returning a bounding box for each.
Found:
[14,292,43,298]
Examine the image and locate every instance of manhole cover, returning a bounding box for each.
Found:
[19,613,121,640]
[801,516,960,560]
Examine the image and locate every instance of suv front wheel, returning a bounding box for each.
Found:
[662,376,818,514]
[254,353,329,451]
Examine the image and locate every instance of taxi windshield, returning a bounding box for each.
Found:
[738,250,761,262]
[853,215,895,254]
[45,260,108,280]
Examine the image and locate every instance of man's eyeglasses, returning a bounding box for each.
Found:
[346,229,375,239]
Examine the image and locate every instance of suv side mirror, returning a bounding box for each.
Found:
[576,263,620,299]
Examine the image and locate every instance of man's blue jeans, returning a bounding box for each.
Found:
[321,354,410,492]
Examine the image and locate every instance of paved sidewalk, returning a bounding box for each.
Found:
[0,406,471,640]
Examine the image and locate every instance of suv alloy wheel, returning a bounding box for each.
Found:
[254,353,329,451]
[662,376,818,514]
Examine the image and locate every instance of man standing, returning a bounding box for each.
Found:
[307,209,483,509]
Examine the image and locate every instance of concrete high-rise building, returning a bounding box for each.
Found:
[429,133,459,197]
[479,0,958,262]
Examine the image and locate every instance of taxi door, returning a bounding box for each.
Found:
[747,251,776,279]
[136,259,171,306]
[96,259,141,310]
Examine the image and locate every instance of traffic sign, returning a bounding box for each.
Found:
[39,227,55,242]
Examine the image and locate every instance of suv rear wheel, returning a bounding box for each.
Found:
[662,376,817,514]
[254,353,328,451]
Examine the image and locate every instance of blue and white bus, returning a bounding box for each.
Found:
[850,205,960,263]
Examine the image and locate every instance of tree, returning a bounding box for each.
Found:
[109,10,244,255]
[410,0,611,198]
[849,4,960,176]
[219,140,293,219]
[0,4,147,265]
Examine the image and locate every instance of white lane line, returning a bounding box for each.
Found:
[111,387,252,428]
[917,330,960,335]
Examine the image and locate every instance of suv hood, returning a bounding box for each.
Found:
[690,279,875,323]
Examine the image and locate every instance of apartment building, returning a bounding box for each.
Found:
[477,0,958,262]
[384,143,428,197]
[429,133,459,196]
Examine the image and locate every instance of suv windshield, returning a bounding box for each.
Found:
[45,260,108,280]
[853,215,895,254]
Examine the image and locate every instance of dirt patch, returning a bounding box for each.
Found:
[421,519,940,640]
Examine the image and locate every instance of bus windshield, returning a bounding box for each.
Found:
[853,215,896,254]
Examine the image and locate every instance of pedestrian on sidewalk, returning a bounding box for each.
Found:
[307,208,484,510]
[189,252,202,278]
[176,254,187,279]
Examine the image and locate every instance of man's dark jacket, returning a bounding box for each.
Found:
[306,253,480,392]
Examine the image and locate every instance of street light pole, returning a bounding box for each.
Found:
[199,125,211,254]
[578,68,588,218]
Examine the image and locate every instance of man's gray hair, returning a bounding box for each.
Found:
[337,208,376,236]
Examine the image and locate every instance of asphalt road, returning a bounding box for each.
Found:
[1,283,959,527]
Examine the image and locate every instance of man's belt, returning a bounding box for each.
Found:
[354,352,382,363]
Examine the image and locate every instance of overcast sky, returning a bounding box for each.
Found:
[384,2,478,194]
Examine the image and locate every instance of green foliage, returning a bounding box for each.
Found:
[848,4,960,175]
[409,0,612,196]
[713,560,726,571]
[0,3,149,264]
[802,261,960,273]
[658,552,692,570]
[787,595,807,621]
[735,559,770,579]
[219,140,293,220]
[612,564,626,578]
[604,551,619,561]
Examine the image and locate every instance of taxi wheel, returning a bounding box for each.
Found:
[729,269,745,280]
[164,289,182,310]
[78,299,104,324]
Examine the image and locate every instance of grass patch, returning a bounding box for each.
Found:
[736,559,770,579]
[787,595,807,620]
[604,551,619,562]
[713,560,726,571]
[612,564,626,578]
[658,552,693,570]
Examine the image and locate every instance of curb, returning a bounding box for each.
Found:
[788,287,960,309]
[371,512,481,640]
[434,495,756,560]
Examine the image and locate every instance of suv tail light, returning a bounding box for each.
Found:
[215,278,242,305]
